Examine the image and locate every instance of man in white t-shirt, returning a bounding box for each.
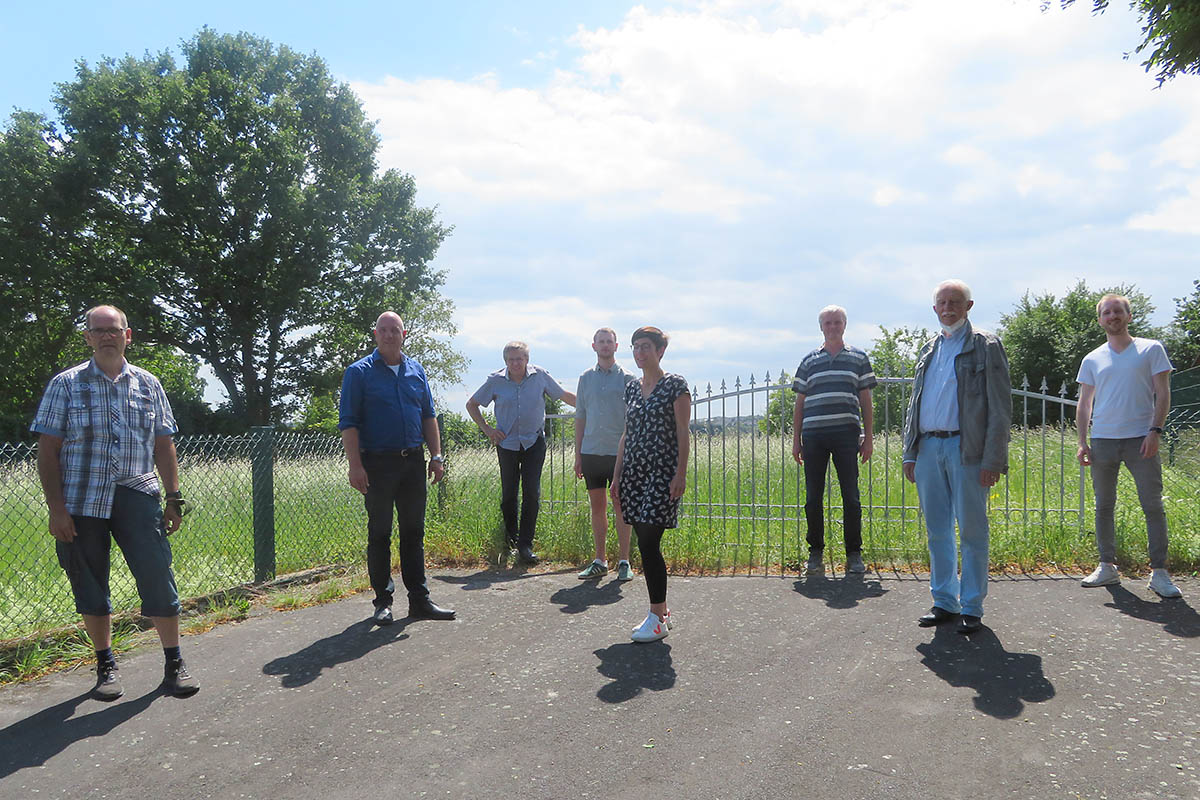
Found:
[1076,293,1181,598]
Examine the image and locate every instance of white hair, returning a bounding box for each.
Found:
[817,305,847,323]
[933,279,972,303]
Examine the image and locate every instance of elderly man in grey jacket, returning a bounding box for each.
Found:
[902,280,1011,634]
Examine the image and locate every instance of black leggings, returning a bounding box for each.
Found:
[634,523,667,604]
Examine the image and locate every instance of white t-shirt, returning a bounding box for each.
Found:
[1076,337,1172,439]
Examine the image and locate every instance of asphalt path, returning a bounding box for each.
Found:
[1,568,1197,799]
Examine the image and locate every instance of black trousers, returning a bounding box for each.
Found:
[363,451,430,608]
[801,427,863,554]
[497,436,546,548]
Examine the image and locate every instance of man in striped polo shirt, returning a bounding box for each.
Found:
[791,305,877,575]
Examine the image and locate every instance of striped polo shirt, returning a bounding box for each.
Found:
[792,344,877,433]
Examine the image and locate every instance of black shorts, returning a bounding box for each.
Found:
[580,453,618,490]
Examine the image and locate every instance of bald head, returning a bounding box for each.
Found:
[373,311,407,364]
[375,311,405,331]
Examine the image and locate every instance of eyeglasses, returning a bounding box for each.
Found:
[87,327,127,338]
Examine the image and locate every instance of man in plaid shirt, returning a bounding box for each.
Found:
[31,305,199,700]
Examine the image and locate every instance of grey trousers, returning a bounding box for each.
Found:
[1089,437,1169,568]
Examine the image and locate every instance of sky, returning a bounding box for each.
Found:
[4,1,1199,413]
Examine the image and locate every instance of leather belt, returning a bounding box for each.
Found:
[922,430,960,439]
[363,448,424,458]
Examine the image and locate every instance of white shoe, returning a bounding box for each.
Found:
[1148,569,1183,599]
[1081,563,1120,587]
[630,611,670,642]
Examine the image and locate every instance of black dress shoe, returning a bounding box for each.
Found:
[409,600,456,620]
[372,606,393,626]
[957,614,982,634]
[517,545,540,564]
[917,606,957,627]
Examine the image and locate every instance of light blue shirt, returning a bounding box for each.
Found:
[919,324,968,434]
[471,364,566,451]
[576,362,637,456]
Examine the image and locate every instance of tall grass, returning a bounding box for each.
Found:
[1,426,1197,640]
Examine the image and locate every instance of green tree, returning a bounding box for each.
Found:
[300,284,469,412]
[998,280,1159,424]
[1052,1,1200,84]
[758,373,797,436]
[999,280,1158,393]
[1164,278,1200,370]
[0,112,111,439]
[46,29,453,425]
[867,325,931,432]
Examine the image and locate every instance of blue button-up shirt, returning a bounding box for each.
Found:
[338,349,436,452]
[919,324,968,434]
[470,364,566,451]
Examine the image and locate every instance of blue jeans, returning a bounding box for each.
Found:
[914,435,990,618]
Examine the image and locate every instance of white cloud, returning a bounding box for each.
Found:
[1127,179,1200,235]
[348,0,1200,408]
[354,0,1198,223]
[1092,151,1127,172]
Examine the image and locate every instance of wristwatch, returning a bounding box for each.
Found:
[1149,426,1164,434]
[429,454,444,463]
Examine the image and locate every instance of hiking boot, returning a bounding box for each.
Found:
[846,553,867,574]
[162,658,200,697]
[93,662,123,701]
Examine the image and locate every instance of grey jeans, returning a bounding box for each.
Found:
[1089,437,1169,568]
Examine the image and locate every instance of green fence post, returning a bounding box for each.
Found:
[251,425,276,582]
[436,413,447,512]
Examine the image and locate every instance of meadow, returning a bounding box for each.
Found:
[1,426,1197,641]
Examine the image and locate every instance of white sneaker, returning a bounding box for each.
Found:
[1081,563,1120,587]
[1148,569,1183,599]
[630,611,670,642]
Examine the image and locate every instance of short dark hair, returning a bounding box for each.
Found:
[631,326,669,351]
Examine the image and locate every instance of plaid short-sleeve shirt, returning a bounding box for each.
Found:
[30,359,177,518]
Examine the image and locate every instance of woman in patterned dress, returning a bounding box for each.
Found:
[610,327,691,642]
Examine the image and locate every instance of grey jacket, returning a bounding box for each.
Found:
[902,320,1012,473]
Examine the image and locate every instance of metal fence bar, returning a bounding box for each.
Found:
[6,378,1198,644]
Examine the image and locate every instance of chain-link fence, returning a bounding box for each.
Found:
[3,379,1198,642]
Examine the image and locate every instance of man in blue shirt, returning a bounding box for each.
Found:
[902,280,1011,635]
[339,311,454,624]
[466,341,576,564]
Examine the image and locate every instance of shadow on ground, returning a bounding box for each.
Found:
[792,572,888,609]
[262,618,411,687]
[434,565,576,591]
[593,642,676,703]
[1104,585,1200,637]
[916,625,1055,719]
[551,579,627,614]
[0,688,162,778]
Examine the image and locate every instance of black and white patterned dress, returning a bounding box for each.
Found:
[619,373,690,528]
